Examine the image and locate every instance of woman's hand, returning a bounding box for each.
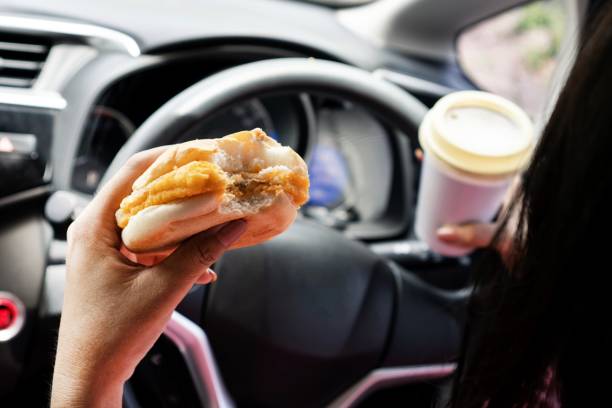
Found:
[437,222,512,260]
[51,148,246,408]
[415,148,517,261]
[434,185,519,262]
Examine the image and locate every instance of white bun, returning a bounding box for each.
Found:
[118,129,308,254]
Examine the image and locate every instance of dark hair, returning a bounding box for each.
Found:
[450,4,612,407]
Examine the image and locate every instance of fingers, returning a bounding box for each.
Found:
[119,245,176,267]
[437,223,498,249]
[437,223,514,265]
[155,220,247,283]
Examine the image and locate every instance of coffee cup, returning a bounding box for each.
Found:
[414,91,534,256]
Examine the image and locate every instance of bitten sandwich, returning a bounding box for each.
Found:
[116,128,309,253]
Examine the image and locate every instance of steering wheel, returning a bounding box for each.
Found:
[102,58,463,407]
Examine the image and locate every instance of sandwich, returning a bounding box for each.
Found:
[116,128,309,253]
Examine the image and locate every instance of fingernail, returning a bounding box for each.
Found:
[437,226,457,240]
[216,220,247,247]
[207,268,218,283]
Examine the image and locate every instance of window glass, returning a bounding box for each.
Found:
[457,0,568,118]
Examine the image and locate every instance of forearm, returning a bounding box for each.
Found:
[51,326,126,408]
[51,367,123,408]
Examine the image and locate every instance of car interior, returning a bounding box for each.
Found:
[0,0,592,406]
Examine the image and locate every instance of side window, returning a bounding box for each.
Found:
[457,0,569,118]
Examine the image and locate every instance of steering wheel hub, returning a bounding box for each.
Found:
[205,220,396,406]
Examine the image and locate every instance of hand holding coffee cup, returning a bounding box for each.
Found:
[414,91,534,256]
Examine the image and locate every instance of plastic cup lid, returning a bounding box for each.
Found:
[419,91,535,176]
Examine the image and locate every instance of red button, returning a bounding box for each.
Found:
[0,299,18,330]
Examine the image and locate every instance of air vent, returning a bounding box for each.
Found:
[0,32,52,88]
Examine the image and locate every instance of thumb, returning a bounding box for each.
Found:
[155,220,247,282]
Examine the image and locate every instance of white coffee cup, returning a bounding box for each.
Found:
[414,91,534,256]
